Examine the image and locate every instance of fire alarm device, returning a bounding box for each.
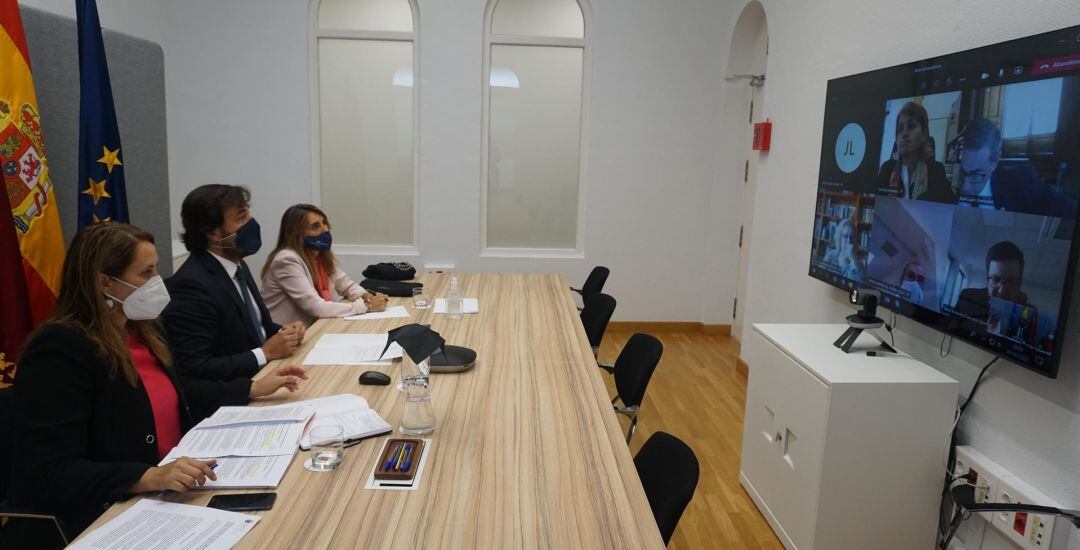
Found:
[753,119,772,151]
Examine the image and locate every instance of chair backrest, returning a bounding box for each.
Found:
[581,266,610,297]
[634,431,699,545]
[613,333,663,407]
[0,386,11,502]
[579,293,616,350]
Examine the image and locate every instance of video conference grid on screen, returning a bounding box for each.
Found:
[808,25,1080,374]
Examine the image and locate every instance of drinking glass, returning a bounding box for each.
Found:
[412,287,429,309]
[309,425,344,471]
[400,375,436,435]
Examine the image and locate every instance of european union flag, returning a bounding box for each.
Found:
[77,0,128,227]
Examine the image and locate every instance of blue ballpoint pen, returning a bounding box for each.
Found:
[384,442,402,471]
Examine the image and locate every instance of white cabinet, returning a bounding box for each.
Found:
[740,324,958,550]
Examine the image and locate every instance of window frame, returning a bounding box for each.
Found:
[309,0,421,256]
[480,0,591,258]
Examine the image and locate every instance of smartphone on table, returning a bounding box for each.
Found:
[206,492,276,512]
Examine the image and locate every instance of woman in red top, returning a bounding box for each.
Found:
[8,222,308,543]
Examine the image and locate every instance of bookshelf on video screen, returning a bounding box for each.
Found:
[808,25,1080,377]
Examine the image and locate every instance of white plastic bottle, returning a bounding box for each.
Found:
[446,276,462,319]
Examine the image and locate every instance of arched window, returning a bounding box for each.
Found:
[311,0,418,250]
[482,0,589,254]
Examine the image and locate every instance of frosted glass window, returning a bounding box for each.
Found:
[487,46,583,248]
[319,0,413,32]
[491,0,584,38]
[318,39,414,245]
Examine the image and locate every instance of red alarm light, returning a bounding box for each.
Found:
[753,119,772,151]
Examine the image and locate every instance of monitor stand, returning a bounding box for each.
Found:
[834,314,897,354]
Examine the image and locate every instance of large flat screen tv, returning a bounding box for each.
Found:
[809,25,1080,377]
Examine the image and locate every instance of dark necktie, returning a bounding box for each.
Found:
[235,264,265,344]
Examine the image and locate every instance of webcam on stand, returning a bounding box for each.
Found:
[833,288,897,355]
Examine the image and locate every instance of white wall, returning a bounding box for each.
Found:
[19,0,741,324]
[742,0,1080,547]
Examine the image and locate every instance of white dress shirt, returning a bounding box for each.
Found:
[208,250,268,366]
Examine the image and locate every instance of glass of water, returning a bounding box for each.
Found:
[412,287,429,309]
[309,425,344,471]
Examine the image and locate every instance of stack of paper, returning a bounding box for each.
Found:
[160,402,315,488]
[433,298,479,314]
[302,333,405,366]
[296,394,393,450]
[70,500,259,550]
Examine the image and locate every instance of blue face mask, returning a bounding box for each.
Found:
[304,231,332,252]
[217,218,262,257]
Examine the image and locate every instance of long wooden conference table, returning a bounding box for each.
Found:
[79,273,666,549]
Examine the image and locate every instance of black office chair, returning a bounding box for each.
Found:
[580,292,616,358]
[634,431,699,546]
[571,266,609,311]
[0,386,69,548]
[609,333,663,444]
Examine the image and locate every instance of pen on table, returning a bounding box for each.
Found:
[398,443,412,472]
[394,441,408,471]
[159,463,217,497]
[401,443,414,471]
[383,442,402,471]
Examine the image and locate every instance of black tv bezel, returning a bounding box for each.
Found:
[809,24,1080,378]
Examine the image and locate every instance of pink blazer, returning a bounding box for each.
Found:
[260,249,367,327]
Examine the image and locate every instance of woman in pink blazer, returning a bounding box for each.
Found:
[261,204,388,326]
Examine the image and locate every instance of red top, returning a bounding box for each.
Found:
[127,332,181,460]
[314,260,332,302]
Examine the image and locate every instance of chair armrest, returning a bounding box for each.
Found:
[0,501,70,546]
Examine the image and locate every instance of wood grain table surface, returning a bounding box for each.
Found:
[78,273,665,549]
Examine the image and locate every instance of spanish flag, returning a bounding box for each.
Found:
[1,1,65,339]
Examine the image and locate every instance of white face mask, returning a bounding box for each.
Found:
[901,280,924,303]
[104,275,171,321]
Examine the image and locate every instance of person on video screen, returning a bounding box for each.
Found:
[957,118,1077,218]
[898,261,926,303]
[823,218,867,281]
[878,101,957,203]
[955,241,1030,320]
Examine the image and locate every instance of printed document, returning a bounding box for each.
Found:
[198,403,315,428]
[345,305,410,321]
[69,500,259,550]
[296,394,392,449]
[166,421,304,458]
[158,454,293,489]
[302,333,404,366]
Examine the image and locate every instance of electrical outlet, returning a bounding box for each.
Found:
[991,475,1059,549]
[955,447,1005,505]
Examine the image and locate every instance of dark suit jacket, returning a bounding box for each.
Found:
[7,324,251,539]
[955,287,1030,322]
[164,250,282,381]
[989,165,1079,218]
[955,287,990,319]
[878,159,957,204]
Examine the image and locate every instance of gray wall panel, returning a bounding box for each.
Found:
[21,6,171,275]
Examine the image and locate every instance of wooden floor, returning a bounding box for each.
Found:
[598,330,782,550]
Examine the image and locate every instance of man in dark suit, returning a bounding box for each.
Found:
[954,241,1030,321]
[956,118,1078,218]
[164,184,304,380]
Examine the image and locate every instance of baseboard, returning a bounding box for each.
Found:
[736,357,749,379]
[608,322,733,334]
